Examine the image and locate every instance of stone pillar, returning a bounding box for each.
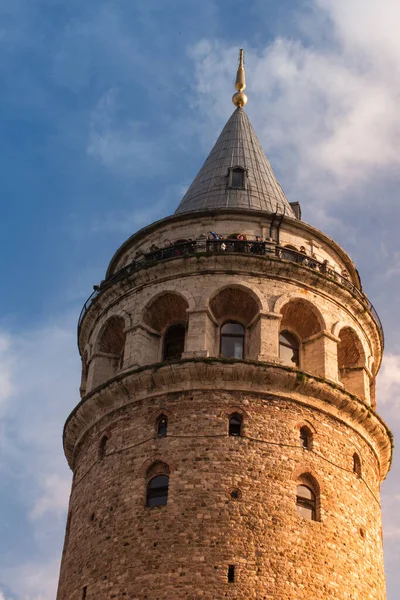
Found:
[125,323,161,368]
[247,314,261,360]
[303,331,340,382]
[340,367,371,404]
[89,353,119,388]
[258,312,282,362]
[182,308,217,358]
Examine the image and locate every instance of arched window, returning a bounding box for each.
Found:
[157,415,168,438]
[98,435,108,460]
[296,485,316,521]
[299,426,312,450]
[279,330,299,367]
[163,323,185,361]
[353,453,362,478]
[229,413,243,436]
[146,475,169,508]
[220,322,244,359]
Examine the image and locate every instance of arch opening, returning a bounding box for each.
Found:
[220,321,245,359]
[143,292,189,363]
[145,461,170,508]
[156,414,168,438]
[337,327,369,400]
[299,426,312,450]
[229,412,243,436]
[91,316,126,387]
[279,330,300,367]
[295,473,320,521]
[163,323,186,361]
[279,299,323,373]
[210,286,261,360]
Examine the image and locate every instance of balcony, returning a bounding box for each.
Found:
[78,237,383,343]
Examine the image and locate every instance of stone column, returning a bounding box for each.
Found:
[303,330,340,382]
[257,312,282,362]
[124,323,161,368]
[89,353,119,388]
[182,308,217,358]
[340,367,371,404]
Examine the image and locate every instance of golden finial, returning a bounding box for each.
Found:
[232,49,248,108]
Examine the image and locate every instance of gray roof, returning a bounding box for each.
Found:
[175,108,295,217]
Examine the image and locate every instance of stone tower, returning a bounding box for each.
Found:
[57,52,392,600]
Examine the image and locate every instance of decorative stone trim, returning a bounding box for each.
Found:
[63,359,392,479]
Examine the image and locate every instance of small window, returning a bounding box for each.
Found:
[82,587,87,600]
[146,475,169,508]
[353,453,362,478]
[299,426,312,450]
[229,413,243,436]
[228,565,235,583]
[230,489,242,500]
[157,415,168,438]
[279,330,300,367]
[231,167,245,189]
[163,324,185,361]
[220,322,244,359]
[296,485,316,521]
[99,435,108,460]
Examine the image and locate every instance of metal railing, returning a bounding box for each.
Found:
[78,238,384,342]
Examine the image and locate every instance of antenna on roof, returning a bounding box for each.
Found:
[232,49,248,108]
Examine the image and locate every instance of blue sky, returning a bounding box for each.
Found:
[1,0,400,598]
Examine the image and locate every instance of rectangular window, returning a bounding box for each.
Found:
[82,587,87,599]
[228,565,235,583]
[231,169,244,188]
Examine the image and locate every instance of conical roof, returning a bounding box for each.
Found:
[175,108,294,216]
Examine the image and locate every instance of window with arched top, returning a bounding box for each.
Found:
[353,453,362,478]
[146,475,169,508]
[296,485,316,521]
[229,413,243,436]
[220,322,245,359]
[279,330,300,367]
[299,426,312,450]
[98,435,108,460]
[163,323,185,361]
[157,415,168,438]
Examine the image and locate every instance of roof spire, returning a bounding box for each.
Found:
[232,49,248,108]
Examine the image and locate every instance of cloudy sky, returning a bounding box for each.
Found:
[0,0,399,598]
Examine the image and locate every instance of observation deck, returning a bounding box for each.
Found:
[78,236,383,346]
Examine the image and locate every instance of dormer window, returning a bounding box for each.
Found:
[229,166,246,189]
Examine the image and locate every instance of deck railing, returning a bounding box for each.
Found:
[78,238,384,343]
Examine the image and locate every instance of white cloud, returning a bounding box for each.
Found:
[2,557,62,600]
[30,474,71,521]
[0,333,14,406]
[189,0,400,208]
[87,88,167,177]
[377,354,400,413]
[0,316,79,600]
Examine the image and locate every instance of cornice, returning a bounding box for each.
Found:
[63,359,392,480]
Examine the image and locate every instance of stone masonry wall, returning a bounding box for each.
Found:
[57,388,386,600]
[60,209,389,600]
